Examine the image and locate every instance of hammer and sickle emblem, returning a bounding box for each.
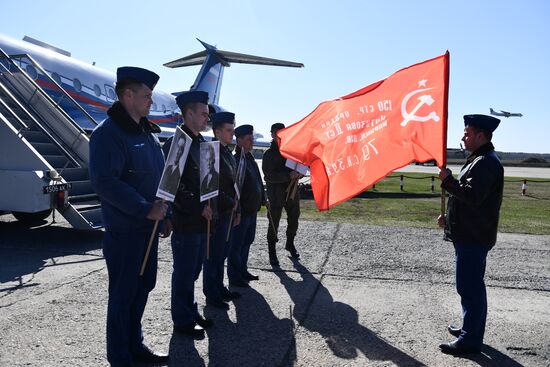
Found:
[400,88,441,127]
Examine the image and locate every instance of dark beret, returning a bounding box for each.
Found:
[270,123,285,133]
[235,124,254,138]
[464,114,501,132]
[175,90,209,109]
[211,112,235,129]
[116,66,159,90]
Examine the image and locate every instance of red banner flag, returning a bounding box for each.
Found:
[278,52,449,210]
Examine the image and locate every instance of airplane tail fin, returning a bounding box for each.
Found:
[164,39,303,105]
[490,108,496,114]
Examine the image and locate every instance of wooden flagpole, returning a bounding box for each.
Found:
[206,199,211,259]
[226,149,244,243]
[265,203,278,235]
[441,51,450,218]
[290,178,299,200]
[285,178,298,202]
[440,188,446,216]
[226,208,234,242]
[140,218,160,276]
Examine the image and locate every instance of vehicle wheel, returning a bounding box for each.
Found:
[12,209,52,225]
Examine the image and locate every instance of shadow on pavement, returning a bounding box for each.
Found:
[0,219,103,288]
[447,344,526,366]
[167,333,205,367]
[274,258,427,367]
[168,284,294,366]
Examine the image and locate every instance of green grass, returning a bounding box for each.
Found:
[260,173,550,235]
[499,178,550,234]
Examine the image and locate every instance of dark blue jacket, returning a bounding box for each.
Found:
[217,141,238,215]
[89,102,164,232]
[262,140,292,185]
[234,146,265,215]
[442,142,504,247]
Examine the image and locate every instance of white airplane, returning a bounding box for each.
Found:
[0,33,303,139]
[490,108,523,118]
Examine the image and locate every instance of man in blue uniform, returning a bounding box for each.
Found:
[89,67,169,366]
[203,112,242,310]
[438,114,504,355]
[164,90,214,339]
[228,124,265,284]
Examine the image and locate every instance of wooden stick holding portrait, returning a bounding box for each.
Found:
[226,148,246,242]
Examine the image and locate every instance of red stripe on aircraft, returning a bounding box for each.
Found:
[36,79,108,110]
[36,79,178,122]
[150,116,179,123]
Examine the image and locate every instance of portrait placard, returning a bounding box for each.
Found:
[200,141,220,202]
[157,127,191,202]
[285,159,309,176]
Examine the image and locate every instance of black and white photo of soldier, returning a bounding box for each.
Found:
[200,141,220,202]
[157,127,191,201]
[285,158,309,176]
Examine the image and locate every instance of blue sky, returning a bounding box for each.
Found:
[3,0,549,153]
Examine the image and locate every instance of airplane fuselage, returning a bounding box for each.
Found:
[1,33,302,146]
[490,107,523,118]
[0,34,180,133]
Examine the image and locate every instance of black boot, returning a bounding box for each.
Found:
[268,242,279,266]
[285,237,300,259]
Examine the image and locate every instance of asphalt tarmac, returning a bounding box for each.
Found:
[1,214,549,366]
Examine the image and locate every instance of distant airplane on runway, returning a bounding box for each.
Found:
[490,108,523,118]
[0,34,303,137]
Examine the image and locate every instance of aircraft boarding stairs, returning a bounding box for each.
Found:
[0,49,103,230]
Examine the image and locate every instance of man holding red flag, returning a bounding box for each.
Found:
[437,114,503,355]
[263,123,302,266]
[277,52,449,211]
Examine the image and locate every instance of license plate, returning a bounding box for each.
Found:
[43,183,72,194]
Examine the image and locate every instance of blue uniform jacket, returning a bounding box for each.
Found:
[89,101,165,232]
[234,146,265,215]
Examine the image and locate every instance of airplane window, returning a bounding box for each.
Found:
[107,88,115,100]
[93,84,101,97]
[51,72,62,85]
[25,65,38,80]
[73,78,82,92]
